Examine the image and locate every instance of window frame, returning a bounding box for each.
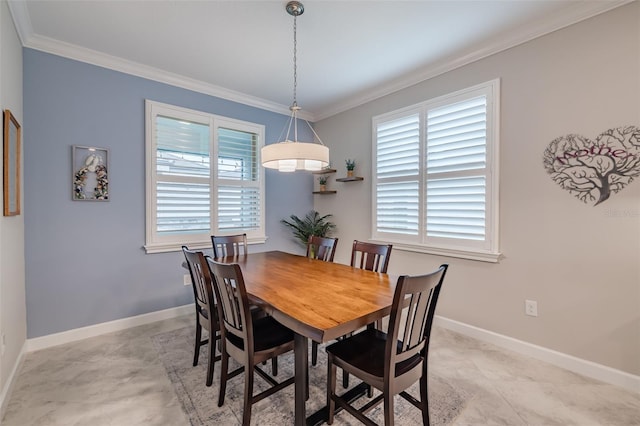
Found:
[145,100,265,254]
[371,79,500,262]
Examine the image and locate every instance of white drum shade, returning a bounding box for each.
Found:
[261,141,329,172]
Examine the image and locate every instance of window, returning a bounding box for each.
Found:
[372,80,500,262]
[145,100,265,253]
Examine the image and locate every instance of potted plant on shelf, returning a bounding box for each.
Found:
[281,210,336,247]
[345,159,356,177]
[317,175,329,191]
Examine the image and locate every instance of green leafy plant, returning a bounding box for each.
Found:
[345,159,356,171]
[317,175,329,185]
[281,210,336,246]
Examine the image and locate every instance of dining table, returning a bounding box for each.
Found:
[214,250,397,426]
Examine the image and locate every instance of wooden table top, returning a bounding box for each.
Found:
[214,251,397,343]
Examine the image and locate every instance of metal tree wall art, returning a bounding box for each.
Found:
[543,126,640,205]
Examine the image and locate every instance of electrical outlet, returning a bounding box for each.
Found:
[525,300,538,317]
[183,274,192,286]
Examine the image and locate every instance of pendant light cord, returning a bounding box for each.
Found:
[293,13,297,109]
[282,1,325,146]
[292,12,299,142]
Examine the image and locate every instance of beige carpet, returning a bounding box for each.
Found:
[152,326,463,425]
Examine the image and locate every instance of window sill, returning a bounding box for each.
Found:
[370,240,501,263]
[144,237,267,254]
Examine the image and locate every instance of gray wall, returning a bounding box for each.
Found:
[0,0,26,404]
[23,50,312,338]
[314,3,640,375]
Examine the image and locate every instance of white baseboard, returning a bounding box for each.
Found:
[26,304,193,352]
[0,341,26,421]
[435,315,640,394]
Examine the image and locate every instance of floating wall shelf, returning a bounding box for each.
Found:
[336,176,364,182]
[313,169,337,193]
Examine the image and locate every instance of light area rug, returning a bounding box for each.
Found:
[152,326,463,425]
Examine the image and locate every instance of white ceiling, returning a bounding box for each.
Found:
[8,0,630,120]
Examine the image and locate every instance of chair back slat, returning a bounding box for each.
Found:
[306,236,338,262]
[206,258,254,350]
[408,291,432,348]
[350,240,393,273]
[386,264,448,372]
[182,246,216,313]
[212,233,248,258]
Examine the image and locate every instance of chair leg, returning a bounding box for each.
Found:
[383,392,394,426]
[420,375,430,426]
[193,321,202,366]
[242,363,254,426]
[271,357,278,376]
[327,355,337,425]
[343,370,350,388]
[217,348,229,407]
[206,332,216,387]
[312,341,318,366]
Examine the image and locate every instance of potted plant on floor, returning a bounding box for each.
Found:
[281,210,336,247]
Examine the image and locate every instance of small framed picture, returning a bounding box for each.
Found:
[72,145,109,201]
[3,110,21,216]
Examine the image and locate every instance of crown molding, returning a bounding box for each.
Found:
[25,34,317,120]
[313,0,634,121]
[8,0,632,123]
[7,0,315,121]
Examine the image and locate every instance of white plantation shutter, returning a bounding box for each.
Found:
[145,101,265,253]
[217,186,261,230]
[376,114,420,179]
[215,126,261,232]
[425,96,487,241]
[217,127,258,181]
[156,116,211,235]
[372,80,500,261]
[375,112,421,238]
[376,181,420,235]
[426,96,487,174]
[426,176,485,240]
[156,181,210,233]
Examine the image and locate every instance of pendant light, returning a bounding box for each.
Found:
[261,1,330,172]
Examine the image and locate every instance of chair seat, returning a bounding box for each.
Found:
[227,316,294,352]
[326,328,421,378]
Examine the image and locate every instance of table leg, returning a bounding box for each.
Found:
[294,333,308,426]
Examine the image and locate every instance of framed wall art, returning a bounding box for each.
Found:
[72,145,109,201]
[3,109,21,216]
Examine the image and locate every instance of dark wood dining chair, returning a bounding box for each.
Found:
[306,235,339,262]
[333,240,394,388]
[211,233,248,258]
[211,234,282,375]
[351,240,393,333]
[326,264,449,426]
[350,240,393,274]
[307,235,339,366]
[182,246,221,387]
[206,257,296,426]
